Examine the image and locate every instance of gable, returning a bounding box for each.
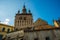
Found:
[34,18,48,26]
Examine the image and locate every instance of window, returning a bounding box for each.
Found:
[22,21,24,23]
[24,17,26,20]
[34,38,38,40]
[18,21,19,26]
[18,21,19,23]
[7,29,10,33]
[21,39,23,40]
[46,37,50,40]
[15,29,18,31]
[19,17,22,20]
[20,21,21,23]
[2,28,5,32]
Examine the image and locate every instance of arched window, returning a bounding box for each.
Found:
[2,28,5,32]
[7,29,10,33]
[24,17,26,20]
[19,17,22,20]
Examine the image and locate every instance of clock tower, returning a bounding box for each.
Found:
[14,5,33,30]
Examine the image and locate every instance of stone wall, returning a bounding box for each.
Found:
[24,29,60,40]
[24,30,54,40]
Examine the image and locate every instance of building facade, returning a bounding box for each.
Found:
[24,27,60,40]
[0,23,14,40]
[54,18,60,27]
[3,5,60,40]
[5,27,60,40]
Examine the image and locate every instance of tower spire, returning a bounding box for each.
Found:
[28,9,32,15]
[23,4,25,9]
[17,9,20,14]
[22,4,27,13]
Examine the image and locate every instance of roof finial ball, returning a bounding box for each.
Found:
[18,10,20,14]
[28,9,31,13]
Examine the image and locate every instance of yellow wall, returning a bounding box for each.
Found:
[0,23,14,38]
[54,20,59,27]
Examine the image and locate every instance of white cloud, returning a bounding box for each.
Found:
[0,19,10,24]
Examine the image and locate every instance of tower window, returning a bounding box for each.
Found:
[19,17,22,20]
[18,21,19,26]
[18,21,19,23]
[24,17,26,20]
[2,28,5,32]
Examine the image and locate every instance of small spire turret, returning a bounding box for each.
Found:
[22,4,27,13]
[28,9,31,13]
[17,10,20,14]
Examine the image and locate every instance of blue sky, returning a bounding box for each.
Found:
[0,0,60,26]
